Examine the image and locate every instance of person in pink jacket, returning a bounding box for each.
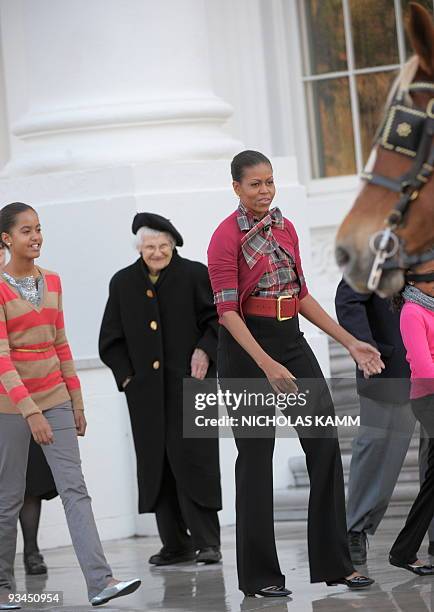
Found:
[389,260,434,575]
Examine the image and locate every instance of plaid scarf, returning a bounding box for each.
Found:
[237,202,285,269]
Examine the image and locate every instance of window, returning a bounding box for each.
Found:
[298,0,434,178]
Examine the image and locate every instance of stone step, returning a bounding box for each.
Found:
[288,449,421,488]
[274,482,421,522]
[275,338,419,522]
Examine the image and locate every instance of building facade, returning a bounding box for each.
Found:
[0,0,431,549]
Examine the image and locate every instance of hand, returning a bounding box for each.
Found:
[348,340,385,378]
[27,413,54,445]
[262,357,298,394]
[191,348,210,380]
[74,409,87,436]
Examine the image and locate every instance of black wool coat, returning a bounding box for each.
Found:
[99,252,221,513]
[335,278,410,403]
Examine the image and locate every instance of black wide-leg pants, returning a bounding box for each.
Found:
[218,315,354,594]
[390,394,434,563]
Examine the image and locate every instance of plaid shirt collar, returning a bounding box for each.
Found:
[237,202,283,232]
[237,202,284,269]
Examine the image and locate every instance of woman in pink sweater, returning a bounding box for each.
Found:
[389,260,434,575]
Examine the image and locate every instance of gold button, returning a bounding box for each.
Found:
[150,320,158,331]
[146,289,154,298]
[152,360,160,370]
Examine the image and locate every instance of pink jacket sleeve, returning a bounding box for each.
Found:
[400,304,434,379]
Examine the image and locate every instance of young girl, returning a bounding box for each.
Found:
[389,260,434,575]
[0,202,141,609]
[0,241,56,579]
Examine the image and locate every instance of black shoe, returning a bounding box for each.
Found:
[243,586,292,597]
[326,575,374,589]
[428,542,434,556]
[24,552,47,575]
[196,546,222,564]
[148,548,196,566]
[348,530,367,565]
[389,555,434,576]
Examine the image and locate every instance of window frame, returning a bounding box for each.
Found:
[282,0,433,191]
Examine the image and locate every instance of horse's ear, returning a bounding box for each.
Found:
[407,2,434,77]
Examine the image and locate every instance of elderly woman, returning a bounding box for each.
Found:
[99,213,222,565]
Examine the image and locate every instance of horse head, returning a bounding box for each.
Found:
[335,2,434,296]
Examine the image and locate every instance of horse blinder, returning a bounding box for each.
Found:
[364,84,434,289]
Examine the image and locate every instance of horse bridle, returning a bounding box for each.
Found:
[361,82,434,291]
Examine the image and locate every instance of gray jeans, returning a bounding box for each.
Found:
[0,402,112,600]
[347,396,416,534]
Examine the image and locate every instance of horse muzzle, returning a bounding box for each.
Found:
[335,236,405,296]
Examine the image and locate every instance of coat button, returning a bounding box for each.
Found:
[150,320,158,331]
[152,360,160,370]
[146,289,154,298]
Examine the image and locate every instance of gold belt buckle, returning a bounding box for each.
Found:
[277,295,292,321]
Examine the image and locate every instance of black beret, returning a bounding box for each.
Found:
[132,212,183,247]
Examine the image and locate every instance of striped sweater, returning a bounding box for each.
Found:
[0,268,84,418]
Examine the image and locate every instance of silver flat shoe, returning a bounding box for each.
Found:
[90,578,141,607]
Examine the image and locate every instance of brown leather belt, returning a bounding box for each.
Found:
[244,295,300,321]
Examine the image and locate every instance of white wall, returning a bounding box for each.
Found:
[0,0,349,550]
[0,156,330,549]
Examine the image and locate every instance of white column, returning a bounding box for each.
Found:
[0,0,240,176]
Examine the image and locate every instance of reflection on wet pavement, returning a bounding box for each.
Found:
[9,520,434,611]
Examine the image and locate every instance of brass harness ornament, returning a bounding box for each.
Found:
[396,122,412,138]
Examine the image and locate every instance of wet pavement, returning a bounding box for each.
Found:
[9,520,434,611]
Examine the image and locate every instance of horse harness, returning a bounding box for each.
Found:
[361,81,434,290]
